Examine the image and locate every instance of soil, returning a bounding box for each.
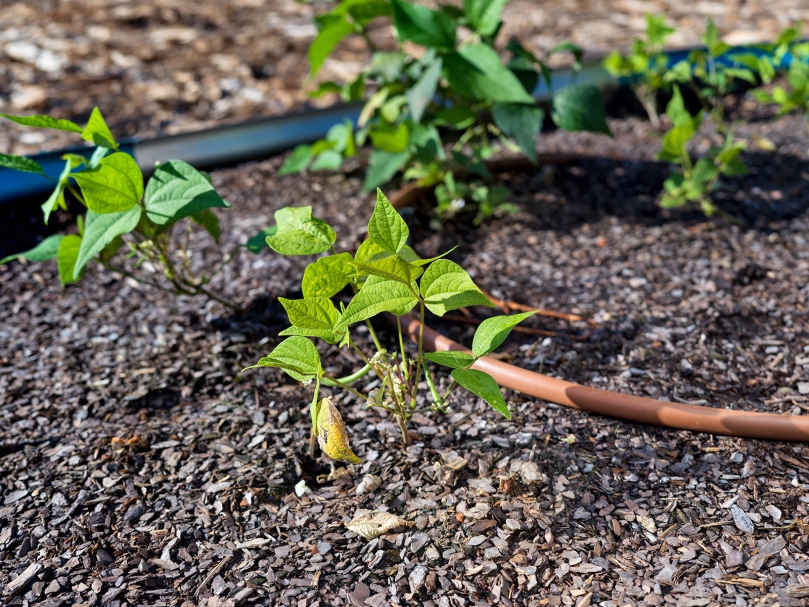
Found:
[2,106,809,607]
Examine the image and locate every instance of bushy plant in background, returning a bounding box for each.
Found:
[282,0,610,224]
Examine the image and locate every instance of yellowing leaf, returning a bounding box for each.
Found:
[345,511,413,539]
[316,397,360,464]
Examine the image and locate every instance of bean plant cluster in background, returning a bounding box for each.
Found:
[244,189,533,460]
[282,0,610,224]
[0,110,272,310]
[607,17,809,222]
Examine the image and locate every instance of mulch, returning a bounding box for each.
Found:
[2,102,809,607]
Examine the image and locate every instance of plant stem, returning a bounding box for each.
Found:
[364,319,383,352]
[321,363,373,387]
[397,316,409,382]
[411,301,426,403]
[397,416,411,447]
[309,429,317,459]
[322,374,367,401]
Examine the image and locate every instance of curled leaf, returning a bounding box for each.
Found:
[316,397,361,464]
[345,511,413,539]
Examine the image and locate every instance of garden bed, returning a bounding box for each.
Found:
[2,113,809,607]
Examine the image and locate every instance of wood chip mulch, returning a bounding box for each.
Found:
[2,109,809,606]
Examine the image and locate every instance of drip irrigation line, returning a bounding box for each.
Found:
[395,313,809,442]
[386,166,809,442]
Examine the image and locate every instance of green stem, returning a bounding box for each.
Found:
[321,374,367,401]
[397,316,409,382]
[423,363,445,412]
[411,301,426,404]
[321,363,373,387]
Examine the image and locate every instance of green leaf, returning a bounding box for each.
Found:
[279,144,313,175]
[191,209,221,243]
[434,105,477,129]
[407,57,442,123]
[265,206,336,256]
[309,81,343,98]
[369,122,410,153]
[552,84,610,135]
[72,152,144,214]
[354,238,389,263]
[352,254,423,284]
[57,234,83,287]
[409,123,446,163]
[451,368,510,419]
[311,150,344,171]
[41,157,78,225]
[463,0,509,37]
[419,259,494,316]
[310,15,356,75]
[492,102,543,163]
[243,336,322,382]
[367,51,408,82]
[391,0,457,50]
[368,188,409,254]
[0,153,45,175]
[81,107,119,150]
[664,60,692,84]
[363,150,411,192]
[279,297,340,331]
[1,113,82,133]
[327,120,356,156]
[245,226,277,253]
[279,326,341,345]
[665,86,692,127]
[0,234,64,265]
[443,44,535,104]
[658,120,699,163]
[335,275,418,331]
[144,159,230,225]
[472,311,535,357]
[74,206,141,277]
[302,252,354,298]
[425,351,475,369]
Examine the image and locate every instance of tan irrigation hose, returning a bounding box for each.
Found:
[398,314,809,441]
[388,157,809,442]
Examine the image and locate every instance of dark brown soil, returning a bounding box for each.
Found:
[2,110,809,607]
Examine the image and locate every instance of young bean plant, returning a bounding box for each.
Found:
[603,14,675,128]
[657,86,746,221]
[0,109,264,310]
[751,26,809,130]
[244,189,533,462]
[281,0,609,224]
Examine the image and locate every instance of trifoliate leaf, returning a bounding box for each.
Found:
[302,252,354,298]
[472,311,535,358]
[368,188,408,254]
[265,206,336,256]
[451,368,510,419]
[424,351,476,369]
[419,259,493,316]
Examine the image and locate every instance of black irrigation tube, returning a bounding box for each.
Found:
[0,63,613,204]
[0,42,801,204]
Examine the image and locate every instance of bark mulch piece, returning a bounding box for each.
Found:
[2,115,809,606]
